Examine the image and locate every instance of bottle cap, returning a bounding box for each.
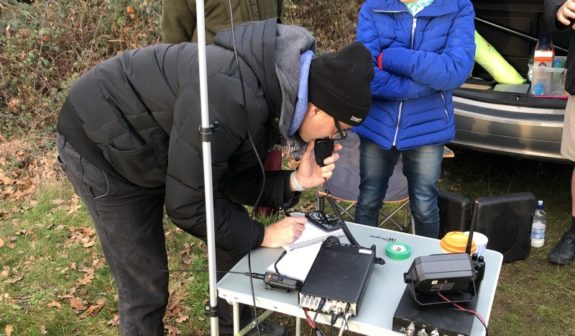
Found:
[440,231,476,254]
[532,83,545,95]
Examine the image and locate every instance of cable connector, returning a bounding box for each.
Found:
[405,322,415,336]
[244,272,265,280]
[330,312,341,327]
[263,272,302,292]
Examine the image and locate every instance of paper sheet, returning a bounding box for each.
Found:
[267,222,344,281]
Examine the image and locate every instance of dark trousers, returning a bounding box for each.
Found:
[56,134,247,335]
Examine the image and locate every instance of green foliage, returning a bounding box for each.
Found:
[0,0,162,138]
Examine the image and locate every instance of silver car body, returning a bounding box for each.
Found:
[451,95,567,163]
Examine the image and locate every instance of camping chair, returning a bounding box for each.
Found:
[317,131,412,232]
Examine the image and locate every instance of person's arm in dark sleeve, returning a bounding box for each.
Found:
[220,168,300,210]
[162,0,196,43]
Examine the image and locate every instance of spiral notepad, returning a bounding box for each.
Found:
[267,223,346,281]
[285,223,345,252]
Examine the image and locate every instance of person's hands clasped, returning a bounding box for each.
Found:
[557,0,575,29]
[293,141,342,190]
[261,216,308,248]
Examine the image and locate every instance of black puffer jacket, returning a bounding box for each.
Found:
[57,19,315,255]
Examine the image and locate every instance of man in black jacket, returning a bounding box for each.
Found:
[545,0,575,265]
[56,19,373,335]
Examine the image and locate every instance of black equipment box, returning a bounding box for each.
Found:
[393,286,478,336]
[438,191,536,262]
[473,193,536,262]
[298,238,375,316]
[404,253,476,305]
[438,190,471,238]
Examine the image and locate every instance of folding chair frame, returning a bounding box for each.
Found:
[317,191,412,232]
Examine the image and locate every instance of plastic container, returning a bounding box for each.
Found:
[440,231,476,254]
[464,231,489,257]
[530,200,546,248]
[553,56,567,68]
[529,65,567,98]
[528,37,554,81]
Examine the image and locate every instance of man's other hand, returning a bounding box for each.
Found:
[557,0,575,29]
[294,141,342,190]
[261,216,307,248]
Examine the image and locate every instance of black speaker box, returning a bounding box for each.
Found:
[438,190,472,239]
[438,191,537,262]
[473,193,536,262]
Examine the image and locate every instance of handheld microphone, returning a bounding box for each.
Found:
[314,138,334,166]
[263,272,302,292]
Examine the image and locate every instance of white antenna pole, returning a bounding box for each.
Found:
[195,0,219,335]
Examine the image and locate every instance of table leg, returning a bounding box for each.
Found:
[233,302,240,335]
[296,317,301,336]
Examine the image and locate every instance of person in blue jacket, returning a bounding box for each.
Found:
[353,0,476,238]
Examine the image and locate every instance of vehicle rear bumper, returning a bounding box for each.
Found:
[451,95,569,163]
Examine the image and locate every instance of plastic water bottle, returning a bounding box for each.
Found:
[531,200,546,248]
[530,38,555,95]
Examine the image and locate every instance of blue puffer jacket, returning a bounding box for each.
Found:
[353,0,475,150]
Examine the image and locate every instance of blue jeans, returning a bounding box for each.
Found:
[56,133,248,335]
[354,137,443,238]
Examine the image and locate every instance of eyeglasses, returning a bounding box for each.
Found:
[332,118,348,141]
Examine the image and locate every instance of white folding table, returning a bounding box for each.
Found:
[218,223,503,335]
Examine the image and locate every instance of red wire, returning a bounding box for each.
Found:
[437,292,489,332]
[303,308,317,329]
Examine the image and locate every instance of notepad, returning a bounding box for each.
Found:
[267,222,345,281]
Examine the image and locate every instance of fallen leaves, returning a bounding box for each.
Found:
[126,6,137,19]
[76,267,95,287]
[1,266,24,284]
[107,314,120,327]
[47,300,62,309]
[163,281,191,334]
[4,275,24,285]
[5,325,13,336]
[64,226,97,249]
[69,296,85,312]
[164,325,182,335]
[0,137,61,203]
[82,298,107,317]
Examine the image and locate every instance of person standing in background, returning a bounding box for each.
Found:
[545,0,575,265]
[353,0,476,238]
[161,0,282,44]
